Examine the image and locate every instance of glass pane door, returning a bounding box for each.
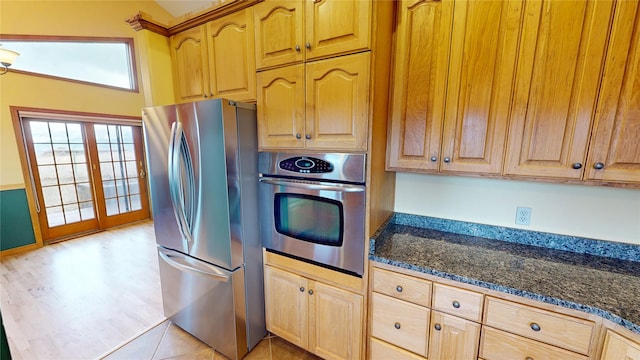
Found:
[25,120,99,240]
[88,124,150,228]
[21,119,150,242]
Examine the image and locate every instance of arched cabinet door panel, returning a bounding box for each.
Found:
[170,25,210,103]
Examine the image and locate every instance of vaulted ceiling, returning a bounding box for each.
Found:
[154,0,221,18]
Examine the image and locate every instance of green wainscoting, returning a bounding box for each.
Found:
[0,189,36,251]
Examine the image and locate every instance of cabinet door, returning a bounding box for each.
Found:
[387,0,454,171]
[504,0,614,179]
[308,281,363,360]
[305,52,370,151]
[170,25,210,103]
[256,64,305,149]
[264,266,308,349]
[440,0,521,174]
[207,8,256,101]
[585,1,640,183]
[254,0,304,69]
[305,0,371,61]
[428,311,480,360]
[600,331,640,360]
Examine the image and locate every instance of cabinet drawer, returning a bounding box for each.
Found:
[370,337,425,360]
[432,283,483,322]
[480,327,587,360]
[484,297,594,354]
[371,267,431,307]
[371,292,430,357]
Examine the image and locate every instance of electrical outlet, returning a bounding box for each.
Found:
[515,207,532,225]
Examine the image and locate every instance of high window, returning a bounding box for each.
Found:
[0,35,138,91]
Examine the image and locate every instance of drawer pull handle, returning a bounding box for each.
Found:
[396,285,403,293]
[394,322,401,329]
[299,287,305,292]
[530,323,541,332]
[452,300,460,308]
[434,324,441,331]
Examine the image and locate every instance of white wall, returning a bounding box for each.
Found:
[394,173,640,245]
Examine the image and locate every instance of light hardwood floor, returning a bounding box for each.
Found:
[0,221,164,360]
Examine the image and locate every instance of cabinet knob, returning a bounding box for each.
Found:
[295,44,301,52]
[203,94,208,99]
[394,322,401,329]
[525,357,534,360]
[593,162,605,170]
[443,157,451,163]
[299,287,305,292]
[305,134,311,140]
[530,323,541,332]
[572,162,583,169]
[396,285,403,293]
[434,324,441,331]
[430,156,437,162]
[308,289,314,295]
[306,42,311,50]
[296,133,301,139]
[452,300,460,309]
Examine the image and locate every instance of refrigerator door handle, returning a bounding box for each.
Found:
[158,249,231,282]
[168,121,195,251]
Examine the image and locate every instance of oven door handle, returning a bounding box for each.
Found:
[259,177,365,193]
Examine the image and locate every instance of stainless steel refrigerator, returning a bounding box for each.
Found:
[141,99,265,360]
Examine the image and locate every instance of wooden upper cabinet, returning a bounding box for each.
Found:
[585,1,640,184]
[206,8,256,102]
[504,0,614,179]
[256,64,305,149]
[305,52,370,151]
[254,0,304,70]
[387,0,454,171]
[254,0,371,70]
[440,0,522,174]
[256,52,370,151]
[304,0,371,61]
[170,10,256,103]
[170,25,210,103]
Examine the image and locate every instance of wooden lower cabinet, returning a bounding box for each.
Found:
[428,311,480,360]
[479,326,587,360]
[368,263,640,360]
[368,267,481,360]
[600,330,640,360]
[264,265,308,348]
[264,265,363,360]
[369,338,423,360]
[484,296,594,355]
[370,292,430,356]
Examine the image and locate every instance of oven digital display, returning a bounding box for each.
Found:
[279,156,334,174]
[274,193,344,247]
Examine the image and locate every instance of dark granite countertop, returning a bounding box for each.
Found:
[370,214,640,335]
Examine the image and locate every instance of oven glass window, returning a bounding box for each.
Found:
[274,193,343,246]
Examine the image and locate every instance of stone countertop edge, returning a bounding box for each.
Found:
[368,212,640,335]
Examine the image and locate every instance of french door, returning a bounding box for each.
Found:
[22,119,150,242]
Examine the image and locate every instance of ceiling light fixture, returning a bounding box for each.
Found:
[0,47,20,75]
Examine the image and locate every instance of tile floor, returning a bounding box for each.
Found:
[101,320,321,360]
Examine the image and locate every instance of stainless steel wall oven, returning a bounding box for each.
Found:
[259,152,366,277]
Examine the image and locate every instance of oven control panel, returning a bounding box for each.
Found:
[279,156,334,174]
